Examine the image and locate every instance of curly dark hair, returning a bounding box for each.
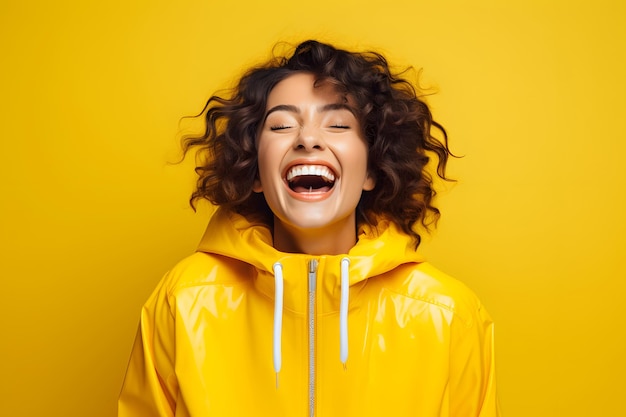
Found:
[182,40,453,247]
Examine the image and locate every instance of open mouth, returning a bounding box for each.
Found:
[285,164,336,194]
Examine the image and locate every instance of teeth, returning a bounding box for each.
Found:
[286,165,336,182]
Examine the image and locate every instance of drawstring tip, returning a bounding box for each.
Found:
[275,373,280,390]
[343,362,347,372]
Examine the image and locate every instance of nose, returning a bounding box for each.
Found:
[294,126,325,151]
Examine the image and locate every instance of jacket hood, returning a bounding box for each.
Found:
[196,208,424,284]
[196,208,425,375]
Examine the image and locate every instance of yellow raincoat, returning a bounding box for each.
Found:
[119,209,499,416]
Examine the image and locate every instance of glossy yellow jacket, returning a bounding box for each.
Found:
[119,209,499,416]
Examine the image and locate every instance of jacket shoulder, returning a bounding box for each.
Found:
[161,252,254,295]
[385,262,489,326]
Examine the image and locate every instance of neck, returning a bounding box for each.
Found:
[272,216,357,256]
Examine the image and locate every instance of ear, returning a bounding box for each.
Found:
[253,178,263,193]
[362,172,376,191]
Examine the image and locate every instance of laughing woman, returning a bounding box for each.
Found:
[118,40,500,417]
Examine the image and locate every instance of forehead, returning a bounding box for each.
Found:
[266,72,347,109]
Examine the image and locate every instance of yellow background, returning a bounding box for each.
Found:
[1,1,624,416]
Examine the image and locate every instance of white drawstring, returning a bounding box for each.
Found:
[340,257,350,367]
[272,258,350,386]
[272,262,284,387]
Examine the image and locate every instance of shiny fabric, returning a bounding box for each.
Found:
[119,209,500,416]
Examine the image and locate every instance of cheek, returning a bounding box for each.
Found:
[255,139,271,170]
[341,141,369,170]
[349,142,373,188]
[256,144,282,183]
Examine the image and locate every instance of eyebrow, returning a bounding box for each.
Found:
[263,103,357,122]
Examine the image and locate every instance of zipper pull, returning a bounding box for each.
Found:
[308,259,318,292]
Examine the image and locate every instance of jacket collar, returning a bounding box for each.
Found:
[197,208,423,280]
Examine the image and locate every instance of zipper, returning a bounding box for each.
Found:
[308,259,318,417]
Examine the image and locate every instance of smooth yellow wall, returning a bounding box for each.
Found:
[1,1,624,416]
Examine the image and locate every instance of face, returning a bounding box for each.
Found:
[254,72,375,242]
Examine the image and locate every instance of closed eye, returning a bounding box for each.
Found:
[270,125,293,131]
[329,125,350,129]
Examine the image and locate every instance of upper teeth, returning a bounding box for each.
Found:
[286,165,336,182]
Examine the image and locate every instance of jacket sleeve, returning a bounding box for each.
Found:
[449,301,500,417]
[118,275,178,417]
